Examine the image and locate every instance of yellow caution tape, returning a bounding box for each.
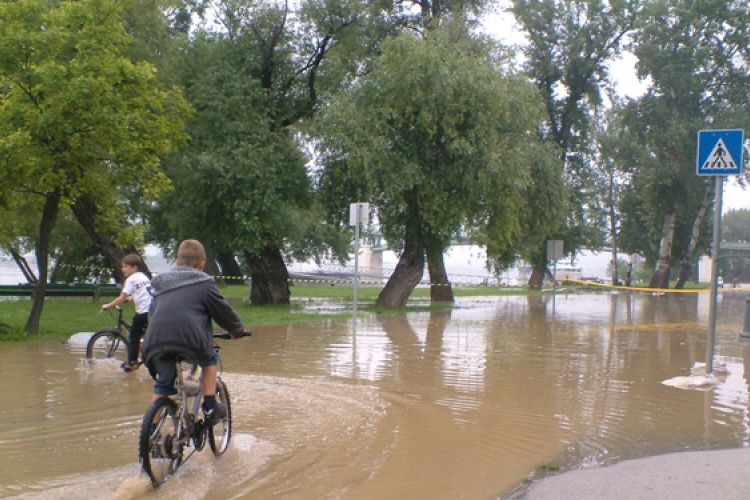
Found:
[560,278,746,294]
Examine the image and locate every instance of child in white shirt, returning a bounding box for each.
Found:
[102,253,153,372]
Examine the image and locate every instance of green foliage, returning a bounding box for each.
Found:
[0,322,28,342]
[0,0,189,203]
[512,0,640,152]
[723,209,750,243]
[0,0,190,236]
[316,21,548,268]
[0,194,40,253]
[49,209,117,283]
[0,0,190,331]
[510,0,642,268]
[617,0,750,271]
[484,139,570,271]
[150,28,349,263]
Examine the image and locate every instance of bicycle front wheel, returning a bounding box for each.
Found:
[86,329,129,363]
[140,397,182,488]
[209,378,232,456]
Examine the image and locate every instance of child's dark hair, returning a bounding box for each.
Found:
[122,253,151,278]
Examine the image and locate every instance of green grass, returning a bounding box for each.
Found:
[0,283,545,341]
[535,463,560,473]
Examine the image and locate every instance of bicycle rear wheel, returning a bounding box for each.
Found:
[86,329,129,363]
[139,397,182,487]
[209,378,232,456]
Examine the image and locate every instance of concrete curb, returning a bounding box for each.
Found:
[518,448,750,500]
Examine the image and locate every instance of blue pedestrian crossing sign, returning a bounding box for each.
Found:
[696,129,744,176]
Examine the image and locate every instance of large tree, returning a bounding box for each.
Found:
[315,21,551,307]
[510,0,642,287]
[589,106,650,286]
[622,0,750,288]
[148,2,356,305]
[0,0,189,332]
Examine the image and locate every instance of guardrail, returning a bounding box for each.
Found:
[0,284,121,301]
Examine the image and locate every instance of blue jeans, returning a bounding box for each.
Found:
[151,351,218,396]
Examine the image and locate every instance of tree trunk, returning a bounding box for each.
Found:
[608,168,620,285]
[610,206,619,286]
[204,251,225,286]
[528,265,546,289]
[649,209,676,289]
[625,260,633,287]
[244,246,290,305]
[427,247,454,303]
[675,182,714,289]
[376,234,425,308]
[26,190,61,334]
[49,253,63,283]
[610,253,619,286]
[71,193,148,284]
[217,251,245,285]
[8,247,38,284]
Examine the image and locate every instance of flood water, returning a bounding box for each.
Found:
[2,291,750,499]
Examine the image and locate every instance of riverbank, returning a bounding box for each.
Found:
[1,281,735,340]
[0,284,540,339]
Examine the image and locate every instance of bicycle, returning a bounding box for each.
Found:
[139,331,251,488]
[86,306,131,364]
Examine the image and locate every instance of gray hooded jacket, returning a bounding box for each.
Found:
[142,266,245,366]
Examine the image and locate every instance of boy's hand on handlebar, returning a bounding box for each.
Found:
[213,330,251,339]
[230,330,251,339]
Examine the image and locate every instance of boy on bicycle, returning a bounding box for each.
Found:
[101,253,152,372]
[142,239,245,425]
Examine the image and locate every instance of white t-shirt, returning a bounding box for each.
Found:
[123,271,153,314]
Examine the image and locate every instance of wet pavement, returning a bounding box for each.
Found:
[517,447,750,499]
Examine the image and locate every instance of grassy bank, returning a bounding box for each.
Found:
[0,284,538,341]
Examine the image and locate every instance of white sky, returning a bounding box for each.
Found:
[481,9,750,214]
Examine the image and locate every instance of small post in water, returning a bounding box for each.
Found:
[349,203,369,315]
[741,295,750,340]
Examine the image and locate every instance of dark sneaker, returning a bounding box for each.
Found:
[203,403,227,426]
[121,361,139,372]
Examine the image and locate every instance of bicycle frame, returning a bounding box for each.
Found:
[140,332,248,487]
[174,364,207,455]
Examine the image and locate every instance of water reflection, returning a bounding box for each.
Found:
[2,292,750,499]
[319,293,750,476]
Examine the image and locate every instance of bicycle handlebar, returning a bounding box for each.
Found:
[213,331,252,340]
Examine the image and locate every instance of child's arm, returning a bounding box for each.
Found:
[205,284,245,336]
[101,292,130,311]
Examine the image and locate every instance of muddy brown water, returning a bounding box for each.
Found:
[2,292,750,499]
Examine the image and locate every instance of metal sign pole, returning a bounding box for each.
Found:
[705,175,724,375]
[352,204,360,316]
[696,129,744,375]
